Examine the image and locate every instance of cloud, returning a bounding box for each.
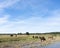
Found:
[0,0,20,9]
[0,15,9,25]
[11,10,60,33]
[10,0,50,10]
[0,0,60,33]
[0,10,60,33]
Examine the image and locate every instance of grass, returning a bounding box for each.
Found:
[0,35,40,43]
[0,34,59,43]
[0,34,60,48]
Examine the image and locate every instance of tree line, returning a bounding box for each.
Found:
[0,32,60,35]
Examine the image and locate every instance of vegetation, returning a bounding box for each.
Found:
[0,32,60,48]
[26,32,30,35]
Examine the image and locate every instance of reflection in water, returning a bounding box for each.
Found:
[21,42,60,48]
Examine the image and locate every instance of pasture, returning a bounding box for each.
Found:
[0,34,60,48]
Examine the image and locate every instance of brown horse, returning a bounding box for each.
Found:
[32,36,34,38]
[48,36,53,40]
[39,36,46,42]
[32,36,39,38]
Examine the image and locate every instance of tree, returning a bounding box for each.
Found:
[18,33,22,35]
[26,32,29,35]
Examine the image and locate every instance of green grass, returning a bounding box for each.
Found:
[0,35,39,43]
[0,34,59,44]
[0,34,60,48]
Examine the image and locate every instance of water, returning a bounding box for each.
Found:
[21,42,60,48]
[45,42,60,48]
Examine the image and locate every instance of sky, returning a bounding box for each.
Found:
[0,0,60,33]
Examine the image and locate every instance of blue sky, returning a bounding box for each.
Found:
[0,0,60,33]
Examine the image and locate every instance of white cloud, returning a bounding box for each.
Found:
[11,10,60,33]
[11,0,50,11]
[0,15,9,25]
[0,0,20,9]
[0,0,60,33]
[0,10,60,33]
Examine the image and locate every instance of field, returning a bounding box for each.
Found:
[0,34,60,48]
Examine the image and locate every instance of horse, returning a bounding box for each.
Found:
[32,36,39,38]
[32,36,34,38]
[10,34,13,37]
[39,36,46,42]
[48,36,53,40]
[35,36,39,38]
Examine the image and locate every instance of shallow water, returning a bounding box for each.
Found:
[21,42,60,48]
[45,42,60,48]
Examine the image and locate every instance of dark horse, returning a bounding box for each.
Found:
[39,36,46,42]
[32,36,39,38]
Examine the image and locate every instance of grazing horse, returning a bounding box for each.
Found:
[35,36,39,38]
[10,34,13,37]
[48,36,53,40]
[39,36,46,42]
[32,36,34,38]
[15,34,17,37]
[32,36,38,38]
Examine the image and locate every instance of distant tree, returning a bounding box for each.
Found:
[26,32,29,35]
[18,33,22,35]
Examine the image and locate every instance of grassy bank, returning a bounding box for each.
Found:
[0,34,60,48]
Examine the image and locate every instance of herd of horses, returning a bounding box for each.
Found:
[10,34,54,42]
[32,36,54,42]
